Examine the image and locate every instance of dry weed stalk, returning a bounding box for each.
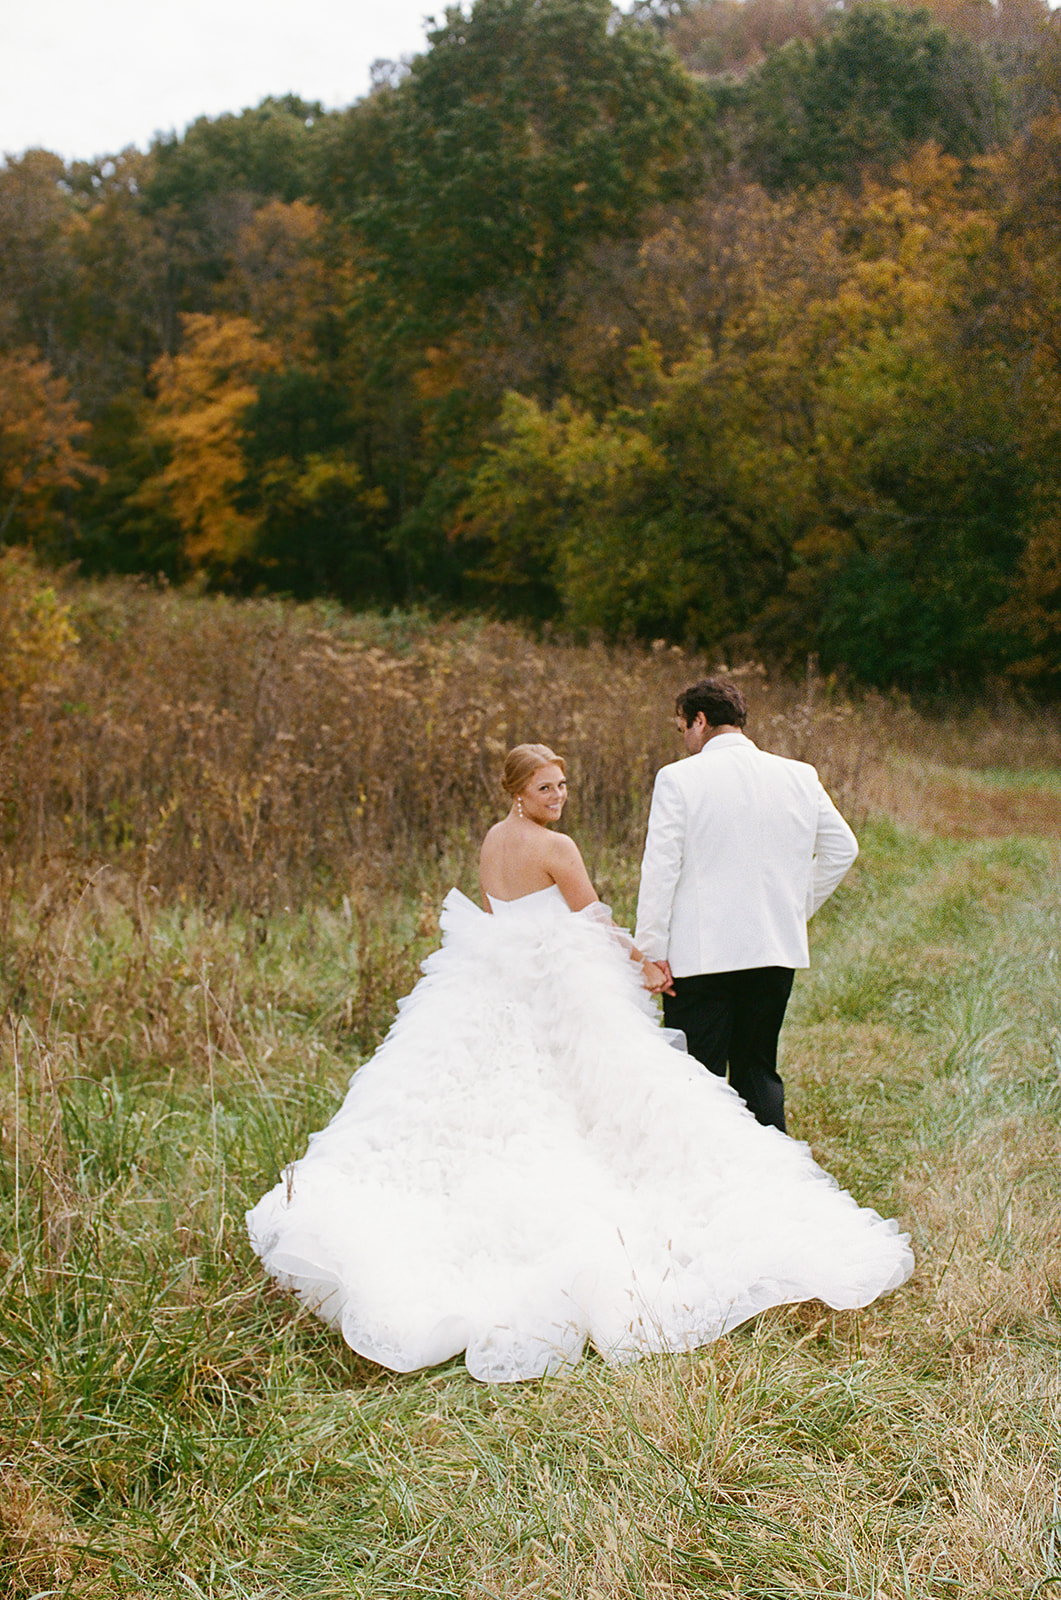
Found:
[0,582,886,921]
[6,579,1060,932]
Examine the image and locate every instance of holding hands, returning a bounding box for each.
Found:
[641,957,675,995]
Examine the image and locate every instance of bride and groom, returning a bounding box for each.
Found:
[247,677,912,1382]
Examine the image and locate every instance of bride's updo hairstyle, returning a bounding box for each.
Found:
[501,744,565,800]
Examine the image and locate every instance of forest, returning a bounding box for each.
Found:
[2,0,1061,693]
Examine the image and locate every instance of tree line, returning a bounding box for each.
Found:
[2,0,1060,692]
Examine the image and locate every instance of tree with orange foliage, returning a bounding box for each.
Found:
[0,348,103,543]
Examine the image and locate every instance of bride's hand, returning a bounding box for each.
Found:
[641,959,671,994]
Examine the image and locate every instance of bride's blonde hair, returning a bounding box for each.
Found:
[501,744,565,799]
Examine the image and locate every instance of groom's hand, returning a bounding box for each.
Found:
[643,959,676,996]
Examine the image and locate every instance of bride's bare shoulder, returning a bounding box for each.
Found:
[480,819,507,848]
[478,819,510,867]
[543,830,583,864]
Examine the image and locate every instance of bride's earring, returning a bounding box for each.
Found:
[516,797,524,818]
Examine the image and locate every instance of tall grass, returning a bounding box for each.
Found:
[2,577,1061,1597]
[2,823,1059,1597]
[0,577,923,913]
[5,572,1060,921]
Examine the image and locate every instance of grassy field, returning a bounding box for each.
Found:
[2,577,1060,1597]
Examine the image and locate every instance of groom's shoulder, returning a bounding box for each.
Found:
[755,744,818,774]
[656,743,821,790]
[752,745,822,788]
[653,754,694,786]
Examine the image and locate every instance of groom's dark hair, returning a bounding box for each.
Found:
[676,678,747,729]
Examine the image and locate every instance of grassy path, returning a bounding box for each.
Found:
[2,820,1060,1598]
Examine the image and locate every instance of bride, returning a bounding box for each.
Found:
[247,743,913,1383]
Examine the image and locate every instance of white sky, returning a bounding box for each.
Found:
[0,0,440,164]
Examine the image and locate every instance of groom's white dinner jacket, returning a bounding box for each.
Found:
[634,731,858,977]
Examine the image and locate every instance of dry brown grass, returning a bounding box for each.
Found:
[0,578,889,923]
[866,757,1061,840]
[5,576,1060,937]
[0,1469,82,1595]
[4,572,1060,938]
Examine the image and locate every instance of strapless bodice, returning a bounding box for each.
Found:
[486,883,569,916]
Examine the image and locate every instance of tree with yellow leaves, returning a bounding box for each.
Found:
[0,544,78,700]
[140,313,281,572]
[218,199,335,360]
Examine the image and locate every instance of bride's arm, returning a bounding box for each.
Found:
[549,836,671,991]
[546,833,599,913]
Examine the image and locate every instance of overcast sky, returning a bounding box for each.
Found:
[1,0,440,164]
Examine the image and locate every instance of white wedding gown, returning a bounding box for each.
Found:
[247,885,913,1382]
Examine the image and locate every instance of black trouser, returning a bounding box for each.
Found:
[662,967,795,1132]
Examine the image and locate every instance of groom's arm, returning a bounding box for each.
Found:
[634,767,685,964]
[808,781,858,916]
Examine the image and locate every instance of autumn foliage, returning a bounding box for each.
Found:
[1,0,1060,691]
[0,350,102,540]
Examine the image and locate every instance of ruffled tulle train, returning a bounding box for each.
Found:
[247,885,913,1381]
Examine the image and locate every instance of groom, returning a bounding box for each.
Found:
[634,677,858,1132]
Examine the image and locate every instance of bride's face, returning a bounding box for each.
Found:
[518,763,567,825]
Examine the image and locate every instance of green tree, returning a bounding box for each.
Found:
[460,335,813,646]
[741,1,998,188]
[976,110,1061,687]
[461,147,1034,686]
[240,366,393,601]
[136,97,333,319]
[313,0,712,608]
[326,0,708,329]
[63,150,183,408]
[0,151,82,369]
[790,333,1026,689]
[460,389,681,630]
[145,96,328,214]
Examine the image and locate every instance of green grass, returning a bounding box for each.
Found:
[900,760,1061,797]
[2,818,1060,1597]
